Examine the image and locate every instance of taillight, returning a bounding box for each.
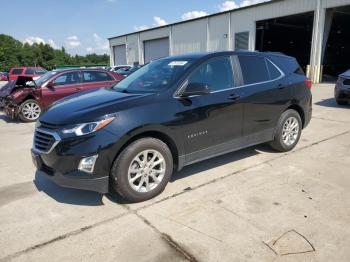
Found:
[305,79,312,89]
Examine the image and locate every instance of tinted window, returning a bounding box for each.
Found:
[25,69,35,75]
[266,59,282,80]
[188,57,234,92]
[83,71,113,82]
[238,55,269,85]
[11,69,23,75]
[53,72,81,86]
[34,69,47,75]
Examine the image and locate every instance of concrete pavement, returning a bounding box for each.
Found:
[0,84,349,261]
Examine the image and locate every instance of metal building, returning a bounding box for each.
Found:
[108,0,350,83]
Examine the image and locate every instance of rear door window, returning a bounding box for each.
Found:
[238,55,269,85]
[53,72,81,86]
[11,69,23,75]
[25,68,35,75]
[188,56,234,92]
[83,71,113,82]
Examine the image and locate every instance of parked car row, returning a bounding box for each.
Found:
[0,68,122,122]
[0,72,8,81]
[8,67,47,81]
[30,51,313,202]
[335,69,350,105]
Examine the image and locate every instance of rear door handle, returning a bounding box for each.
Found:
[228,94,241,101]
[278,84,286,90]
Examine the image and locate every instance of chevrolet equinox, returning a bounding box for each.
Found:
[32,51,312,202]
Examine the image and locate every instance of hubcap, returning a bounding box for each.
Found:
[128,150,166,193]
[282,116,299,146]
[22,102,41,120]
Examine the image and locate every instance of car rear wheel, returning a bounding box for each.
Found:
[19,99,42,122]
[110,138,173,203]
[269,109,302,152]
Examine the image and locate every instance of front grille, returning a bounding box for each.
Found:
[33,129,60,154]
[343,79,350,86]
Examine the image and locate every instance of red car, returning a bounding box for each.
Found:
[0,73,8,81]
[0,68,121,122]
[8,67,47,81]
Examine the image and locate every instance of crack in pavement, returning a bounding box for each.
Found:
[0,212,129,262]
[2,129,349,261]
[312,116,350,124]
[133,210,199,262]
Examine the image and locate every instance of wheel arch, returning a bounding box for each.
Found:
[286,104,305,128]
[112,129,180,172]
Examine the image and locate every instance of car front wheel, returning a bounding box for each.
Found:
[110,138,173,202]
[269,109,302,152]
[19,99,42,122]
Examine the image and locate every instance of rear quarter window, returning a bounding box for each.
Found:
[271,56,303,76]
[266,59,282,80]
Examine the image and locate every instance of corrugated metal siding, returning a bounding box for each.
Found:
[109,0,350,66]
[322,0,350,8]
[231,0,317,50]
[208,14,230,51]
[172,19,207,55]
[109,36,126,47]
[126,34,139,64]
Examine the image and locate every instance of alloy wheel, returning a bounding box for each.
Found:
[21,102,41,120]
[127,150,166,193]
[282,116,299,146]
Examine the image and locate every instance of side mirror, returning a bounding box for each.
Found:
[181,82,211,97]
[46,81,55,89]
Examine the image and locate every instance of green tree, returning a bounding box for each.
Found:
[0,34,110,72]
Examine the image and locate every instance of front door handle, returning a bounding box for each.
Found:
[228,94,241,101]
[76,87,82,91]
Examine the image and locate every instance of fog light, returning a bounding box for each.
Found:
[78,155,98,173]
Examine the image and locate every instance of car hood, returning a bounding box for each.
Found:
[0,80,16,97]
[0,76,34,98]
[340,70,350,79]
[39,87,155,125]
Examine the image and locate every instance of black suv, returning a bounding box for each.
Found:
[32,51,312,202]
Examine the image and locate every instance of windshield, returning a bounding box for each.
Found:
[34,71,58,86]
[113,58,193,92]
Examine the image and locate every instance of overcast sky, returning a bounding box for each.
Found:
[0,0,269,55]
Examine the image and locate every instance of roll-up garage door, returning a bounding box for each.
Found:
[144,38,169,63]
[113,45,127,65]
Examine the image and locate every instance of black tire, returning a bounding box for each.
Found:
[269,109,302,152]
[336,99,348,106]
[110,138,173,203]
[19,99,42,122]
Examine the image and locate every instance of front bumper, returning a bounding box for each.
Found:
[32,149,109,193]
[335,83,350,101]
[32,127,123,194]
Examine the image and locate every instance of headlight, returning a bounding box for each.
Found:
[62,114,116,136]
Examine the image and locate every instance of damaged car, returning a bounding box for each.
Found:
[0,68,121,122]
[335,69,350,105]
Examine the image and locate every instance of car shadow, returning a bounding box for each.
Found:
[315,98,349,108]
[34,144,277,206]
[0,114,21,124]
[34,171,104,206]
[170,146,265,182]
